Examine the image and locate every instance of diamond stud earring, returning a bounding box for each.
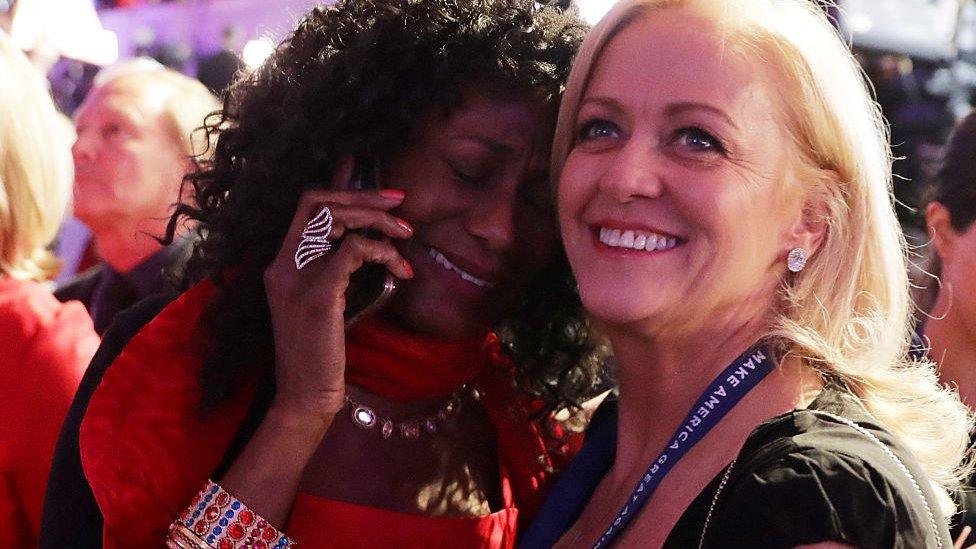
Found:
[787,247,808,273]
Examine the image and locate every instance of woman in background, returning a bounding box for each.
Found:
[521,0,972,546]
[0,30,99,546]
[920,110,976,546]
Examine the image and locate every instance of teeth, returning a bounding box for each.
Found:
[427,248,494,288]
[598,227,679,252]
[645,234,658,251]
[620,231,635,248]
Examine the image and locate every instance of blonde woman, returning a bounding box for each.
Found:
[0,30,99,546]
[521,0,972,547]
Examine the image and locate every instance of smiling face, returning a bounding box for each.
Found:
[380,92,559,339]
[558,6,816,336]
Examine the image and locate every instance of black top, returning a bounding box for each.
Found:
[951,437,976,546]
[40,295,174,548]
[54,238,191,334]
[521,383,951,548]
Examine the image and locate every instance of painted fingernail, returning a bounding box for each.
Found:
[379,189,405,201]
[402,259,414,278]
[395,218,413,234]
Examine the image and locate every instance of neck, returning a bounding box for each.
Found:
[926,292,976,407]
[607,316,819,474]
[88,218,174,273]
[344,316,489,401]
[608,317,764,469]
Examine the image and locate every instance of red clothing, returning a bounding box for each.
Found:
[0,278,99,546]
[288,494,518,548]
[80,280,576,548]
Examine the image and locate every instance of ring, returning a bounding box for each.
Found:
[294,205,335,270]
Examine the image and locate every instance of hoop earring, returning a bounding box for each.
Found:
[787,248,808,273]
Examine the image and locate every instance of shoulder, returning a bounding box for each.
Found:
[952,472,976,544]
[79,293,178,390]
[78,282,253,545]
[53,264,105,305]
[38,294,175,546]
[0,278,98,439]
[702,403,947,548]
[0,278,97,365]
[1,277,82,324]
[98,293,176,350]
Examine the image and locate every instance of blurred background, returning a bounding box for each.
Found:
[2,0,974,241]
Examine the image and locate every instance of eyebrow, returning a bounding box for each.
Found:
[449,135,514,155]
[578,95,624,113]
[664,102,738,130]
[580,96,738,131]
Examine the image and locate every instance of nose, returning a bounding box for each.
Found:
[71,131,97,165]
[599,140,665,203]
[466,184,517,253]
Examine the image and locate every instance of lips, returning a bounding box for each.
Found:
[426,247,499,288]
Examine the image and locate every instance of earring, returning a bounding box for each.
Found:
[787,247,808,273]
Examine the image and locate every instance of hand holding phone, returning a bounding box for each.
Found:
[344,158,400,326]
[262,160,413,419]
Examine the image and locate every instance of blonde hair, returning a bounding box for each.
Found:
[93,61,220,159]
[0,31,73,281]
[553,0,972,515]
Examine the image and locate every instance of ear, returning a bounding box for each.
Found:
[784,169,833,258]
[926,201,957,263]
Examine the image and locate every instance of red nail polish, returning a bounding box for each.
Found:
[379,189,405,201]
[395,218,413,234]
[403,259,414,278]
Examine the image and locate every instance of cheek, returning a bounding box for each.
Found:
[672,182,793,307]
[694,179,785,246]
[388,163,454,224]
[394,185,443,229]
[557,154,600,231]
[952,232,976,301]
[109,145,148,178]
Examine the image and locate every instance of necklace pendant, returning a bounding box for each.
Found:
[381,420,394,439]
[351,404,377,430]
[399,421,420,439]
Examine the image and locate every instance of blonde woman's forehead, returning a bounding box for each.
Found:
[588,11,783,127]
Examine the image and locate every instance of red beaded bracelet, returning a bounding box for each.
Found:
[166,480,297,549]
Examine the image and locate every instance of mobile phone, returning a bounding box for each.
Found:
[343,158,399,326]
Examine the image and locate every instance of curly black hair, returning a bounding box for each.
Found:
[166,0,608,440]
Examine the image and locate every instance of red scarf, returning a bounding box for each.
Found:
[345,316,490,401]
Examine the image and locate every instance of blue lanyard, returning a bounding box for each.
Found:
[593,343,774,548]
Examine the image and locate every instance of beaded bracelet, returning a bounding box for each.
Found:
[166,480,297,549]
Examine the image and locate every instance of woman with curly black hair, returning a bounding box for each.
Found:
[59,0,605,547]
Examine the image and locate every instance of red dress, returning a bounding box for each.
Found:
[80,280,576,548]
[0,278,99,546]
